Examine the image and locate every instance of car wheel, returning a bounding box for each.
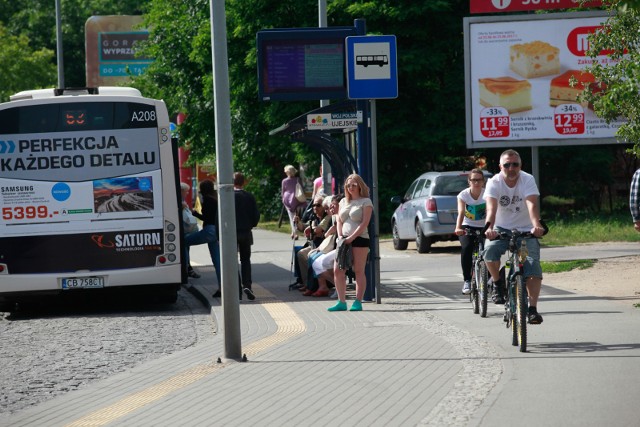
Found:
[392,221,408,250]
[415,223,432,253]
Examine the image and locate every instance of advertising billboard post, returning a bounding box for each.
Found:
[85,16,152,87]
[464,11,626,149]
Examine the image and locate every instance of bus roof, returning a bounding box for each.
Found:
[9,87,142,102]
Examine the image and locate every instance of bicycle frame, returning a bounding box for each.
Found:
[500,230,534,353]
[466,224,490,317]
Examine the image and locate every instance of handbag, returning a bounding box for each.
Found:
[182,208,199,234]
[317,233,337,254]
[295,181,306,203]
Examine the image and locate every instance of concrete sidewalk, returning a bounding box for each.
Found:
[0,230,472,427]
[2,231,638,427]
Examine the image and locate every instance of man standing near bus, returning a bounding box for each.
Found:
[233,172,260,300]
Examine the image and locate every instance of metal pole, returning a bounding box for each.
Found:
[352,19,376,301]
[55,0,65,88]
[209,0,242,361]
[531,146,540,183]
[319,0,331,195]
[371,100,381,304]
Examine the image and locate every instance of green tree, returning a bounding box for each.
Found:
[582,1,640,157]
[135,0,471,225]
[0,0,147,88]
[0,22,56,102]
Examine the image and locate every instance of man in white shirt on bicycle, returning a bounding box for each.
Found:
[484,149,547,325]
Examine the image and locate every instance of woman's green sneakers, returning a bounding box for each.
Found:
[328,301,347,312]
[328,300,363,312]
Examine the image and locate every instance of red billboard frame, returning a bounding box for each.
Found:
[470,0,603,14]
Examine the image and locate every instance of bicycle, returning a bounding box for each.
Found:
[495,229,537,353]
[464,224,490,317]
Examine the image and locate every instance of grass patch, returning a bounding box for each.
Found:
[540,259,596,273]
[261,211,640,246]
[260,221,289,234]
[542,213,640,246]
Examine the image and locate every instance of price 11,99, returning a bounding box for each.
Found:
[2,205,51,220]
[480,107,510,138]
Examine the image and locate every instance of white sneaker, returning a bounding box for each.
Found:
[330,289,338,299]
[462,280,471,295]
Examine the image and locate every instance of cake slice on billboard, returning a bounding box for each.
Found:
[509,41,560,78]
[478,76,532,113]
[549,69,604,108]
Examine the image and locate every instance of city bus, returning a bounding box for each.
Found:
[0,87,184,310]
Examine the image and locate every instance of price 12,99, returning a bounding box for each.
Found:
[554,104,585,135]
[479,107,510,138]
[2,205,51,220]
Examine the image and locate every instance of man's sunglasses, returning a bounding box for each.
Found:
[502,162,520,169]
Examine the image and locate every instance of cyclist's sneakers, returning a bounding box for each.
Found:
[528,307,544,324]
[488,277,505,304]
[462,280,471,295]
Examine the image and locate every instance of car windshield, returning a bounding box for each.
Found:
[432,175,470,196]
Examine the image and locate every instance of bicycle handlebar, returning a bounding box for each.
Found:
[463,222,492,237]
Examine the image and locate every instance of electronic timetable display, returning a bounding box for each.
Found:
[257,27,357,101]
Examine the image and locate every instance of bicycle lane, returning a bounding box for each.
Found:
[413,255,640,426]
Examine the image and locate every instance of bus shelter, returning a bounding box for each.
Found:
[269,100,359,191]
[270,100,382,301]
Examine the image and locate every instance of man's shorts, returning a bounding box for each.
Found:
[484,227,542,279]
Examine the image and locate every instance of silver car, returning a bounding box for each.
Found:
[390,171,492,253]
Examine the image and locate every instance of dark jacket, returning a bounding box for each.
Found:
[192,195,218,228]
[234,189,259,232]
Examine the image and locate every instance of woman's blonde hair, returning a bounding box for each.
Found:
[343,173,369,201]
[284,165,297,176]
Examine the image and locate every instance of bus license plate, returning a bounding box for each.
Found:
[62,277,105,290]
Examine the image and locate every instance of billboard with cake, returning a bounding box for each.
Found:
[464,11,625,148]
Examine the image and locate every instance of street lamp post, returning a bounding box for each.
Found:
[55,0,65,88]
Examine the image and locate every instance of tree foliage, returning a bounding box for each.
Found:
[0,22,56,101]
[3,0,631,228]
[134,0,472,223]
[582,1,640,157]
[0,0,147,89]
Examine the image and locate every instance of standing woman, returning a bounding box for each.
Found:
[454,169,487,295]
[328,174,373,312]
[282,165,306,239]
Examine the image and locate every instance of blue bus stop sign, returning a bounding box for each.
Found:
[346,35,398,100]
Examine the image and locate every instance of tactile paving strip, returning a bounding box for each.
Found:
[65,284,305,426]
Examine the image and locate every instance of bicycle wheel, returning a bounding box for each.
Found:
[509,281,518,346]
[471,267,479,314]
[514,274,528,352]
[478,261,488,318]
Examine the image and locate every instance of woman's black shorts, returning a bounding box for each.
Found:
[351,236,370,248]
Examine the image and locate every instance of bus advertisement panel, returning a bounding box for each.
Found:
[0,88,182,306]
